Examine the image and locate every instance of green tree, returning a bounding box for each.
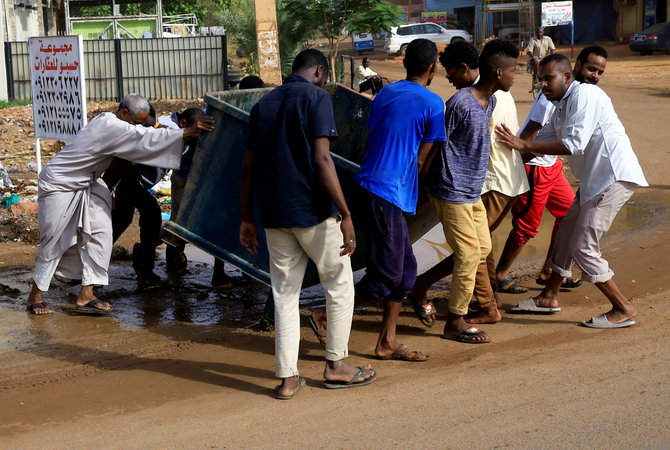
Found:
[216,0,317,78]
[283,0,399,79]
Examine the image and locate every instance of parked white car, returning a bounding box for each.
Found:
[384,23,473,55]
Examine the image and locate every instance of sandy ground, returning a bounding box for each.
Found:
[1,43,670,448]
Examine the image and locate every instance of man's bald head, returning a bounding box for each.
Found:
[538,54,574,101]
[539,53,572,73]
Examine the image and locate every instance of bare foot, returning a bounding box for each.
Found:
[276,375,306,399]
[494,292,502,308]
[605,306,637,324]
[465,306,502,324]
[27,282,53,315]
[376,344,429,361]
[323,360,375,383]
[76,289,111,311]
[531,295,559,309]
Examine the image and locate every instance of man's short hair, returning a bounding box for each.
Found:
[118,93,151,116]
[539,53,572,72]
[239,75,264,89]
[439,40,479,70]
[179,107,204,126]
[404,39,438,76]
[576,45,608,65]
[292,49,329,73]
[479,39,519,77]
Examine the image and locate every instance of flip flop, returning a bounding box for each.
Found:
[580,313,635,329]
[26,302,54,315]
[406,293,436,327]
[323,366,377,389]
[509,297,561,314]
[536,277,583,289]
[441,326,490,344]
[308,315,327,348]
[75,299,112,315]
[276,376,306,400]
[377,344,429,362]
[493,278,528,294]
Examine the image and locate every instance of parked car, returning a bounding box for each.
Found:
[629,21,670,55]
[384,22,473,56]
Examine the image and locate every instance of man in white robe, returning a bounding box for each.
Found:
[27,93,213,315]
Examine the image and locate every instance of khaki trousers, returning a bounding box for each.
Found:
[429,196,491,316]
[548,181,635,284]
[265,217,354,378]
[477,190,516,308]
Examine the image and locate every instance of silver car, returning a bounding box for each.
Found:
[384,23,474,55]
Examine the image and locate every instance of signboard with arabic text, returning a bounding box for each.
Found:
[541,1,573,27]
[29,36,87,141]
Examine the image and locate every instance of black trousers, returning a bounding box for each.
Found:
[359,78,383,95]
[112,174,162,273]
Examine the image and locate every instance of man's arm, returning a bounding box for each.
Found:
[312,136,356,257]
[518,120,543,163]
[496,123,570,155]
[182,116,215,141]
[239,148,258,255]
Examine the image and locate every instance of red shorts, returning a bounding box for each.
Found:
[510,159,575,247]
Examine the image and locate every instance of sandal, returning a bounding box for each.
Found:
[493,278,528,294]
[406,293,436,327]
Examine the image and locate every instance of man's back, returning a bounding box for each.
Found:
[355,80,445,214]
[426,87,496,204]
[249,74,338,228]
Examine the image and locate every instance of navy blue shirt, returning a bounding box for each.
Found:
[425,87,496,204]
[248,74,338,228]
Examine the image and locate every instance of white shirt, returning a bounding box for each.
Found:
[353,65,377,91]
[522,93,558,167]
[482,90,529,197]
[536,81,648,204]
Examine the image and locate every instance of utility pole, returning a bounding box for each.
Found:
[254,0,282,86]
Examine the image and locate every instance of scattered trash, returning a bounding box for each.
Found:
[152,179,171,196]
[0,163,13,189]
[1,193,20,209]
[161,212,171,221]
[27,161,37,172]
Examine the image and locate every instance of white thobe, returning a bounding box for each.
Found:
[536,81,648,204]
[34,112,184,290]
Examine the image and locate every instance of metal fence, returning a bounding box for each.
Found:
[4,35,229,101]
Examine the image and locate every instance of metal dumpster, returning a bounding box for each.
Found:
[161,84,439,287]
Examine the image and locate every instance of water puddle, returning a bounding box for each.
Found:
[0,199,658,353]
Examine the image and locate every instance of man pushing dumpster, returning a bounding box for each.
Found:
[239,49,376,399]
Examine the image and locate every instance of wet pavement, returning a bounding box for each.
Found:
[0,199,659,354]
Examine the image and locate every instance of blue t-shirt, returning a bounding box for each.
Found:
[248,74,339,228]
[425,87,496,204]
[355,80,446,214]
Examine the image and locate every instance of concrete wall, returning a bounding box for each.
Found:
[616,0,670,39]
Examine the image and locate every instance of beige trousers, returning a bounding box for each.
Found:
[265,217,354,378]
[429,196,491,316]
[549,181,636,284]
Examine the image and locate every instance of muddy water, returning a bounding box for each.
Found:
[0,200,655,355]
